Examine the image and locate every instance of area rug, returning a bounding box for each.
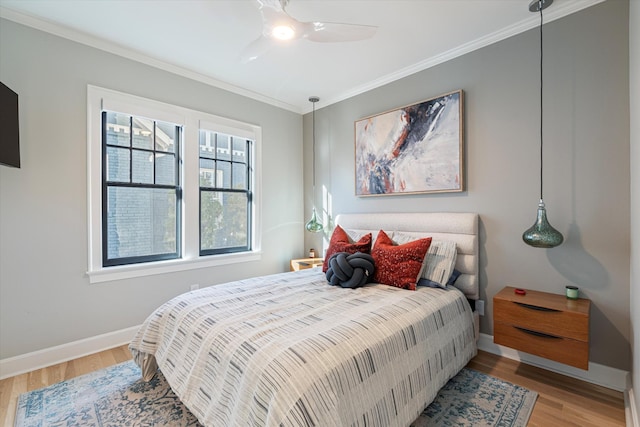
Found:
[15,361,537,426]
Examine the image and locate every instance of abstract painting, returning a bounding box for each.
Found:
[355,90,464,196]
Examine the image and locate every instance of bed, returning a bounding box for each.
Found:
[129,212,480,427]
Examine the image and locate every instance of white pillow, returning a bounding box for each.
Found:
[344,228,380,247]
[393,233,457,288]
[421,240,458,288]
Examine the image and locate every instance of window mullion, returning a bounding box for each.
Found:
[129,116,133,183]
[152,121,156,185]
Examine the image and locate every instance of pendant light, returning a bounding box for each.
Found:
[305,96,323,233]
[522,0,563,248]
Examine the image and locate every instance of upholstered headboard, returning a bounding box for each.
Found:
[334,212,480,300]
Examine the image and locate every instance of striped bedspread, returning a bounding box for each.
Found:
[129,268,477,427]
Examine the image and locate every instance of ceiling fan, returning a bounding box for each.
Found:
[240,0,378,63]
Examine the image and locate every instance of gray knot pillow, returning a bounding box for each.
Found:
[326,252,375,289]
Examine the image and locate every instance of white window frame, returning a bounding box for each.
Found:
[87,85,262,283]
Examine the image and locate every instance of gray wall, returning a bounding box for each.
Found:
[305,0,631,370]
[0,1,632,374]
[629,0,639,410]
[0,19,304,359]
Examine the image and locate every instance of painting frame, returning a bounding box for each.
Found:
[354,90,464,196]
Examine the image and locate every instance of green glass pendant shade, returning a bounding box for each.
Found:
[522,200,564,248]
[305,207,323,233]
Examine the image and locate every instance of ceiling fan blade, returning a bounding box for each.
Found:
[302,22,377,43]
[257,0,285,12]
[239,36,276,63]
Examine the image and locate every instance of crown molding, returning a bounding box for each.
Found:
[0,6,302,114]
[319,0,607,113]
[1,1,606,115]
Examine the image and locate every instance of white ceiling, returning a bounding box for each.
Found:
[0,0,603,113]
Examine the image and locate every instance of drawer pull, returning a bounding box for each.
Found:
[514,326,561,339]
[514,302,560,312]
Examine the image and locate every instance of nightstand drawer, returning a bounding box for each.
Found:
[494,321,589,369]
[494,298,589,341]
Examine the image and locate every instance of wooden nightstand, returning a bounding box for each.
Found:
[493,286,591,370]
[290,257,324,271]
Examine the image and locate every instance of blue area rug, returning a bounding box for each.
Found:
[413,367,538,427]
[15,361,537,426]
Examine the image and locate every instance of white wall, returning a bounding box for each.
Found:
[305,0,631,371]
[0,19,304,360]
[629,0,640,414]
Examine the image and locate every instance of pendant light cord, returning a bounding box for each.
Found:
[538,4,544,201]
[305,96,323,232]
[311,99,317,193]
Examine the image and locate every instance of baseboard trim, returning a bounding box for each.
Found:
[478,333,629,392]
[0,326,140,380]
[627,387,640,427]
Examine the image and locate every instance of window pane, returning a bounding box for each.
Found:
[199,130,216,159]
[105,112,130,147]
[200,191,248,251]
[232,163,247,189]
[132,117,153,149]
[216,133,231,161]
[106,146,130,182]
[156,153,176,185]
[106,187,177,259]
[232,137,247,162]
[199,158,215,187]
[156,121,177,153]
[200,191,222,251]
[216,161,231,189]
[132,150,154,184]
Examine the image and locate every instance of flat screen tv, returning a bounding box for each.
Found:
[0,81,20,168]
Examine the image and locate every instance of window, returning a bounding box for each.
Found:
[87,86,261,283]
[199,130,253,255]
[103,112,182,266]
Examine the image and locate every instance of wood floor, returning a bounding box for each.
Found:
[0,347,626,426]
[467,351,625,427]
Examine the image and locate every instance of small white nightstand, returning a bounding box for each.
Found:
[290,257,324,271]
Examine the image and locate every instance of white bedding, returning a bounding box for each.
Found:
[129,268,477,427]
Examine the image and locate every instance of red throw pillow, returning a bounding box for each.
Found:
[322,225,372,272]
[371,230,432,290]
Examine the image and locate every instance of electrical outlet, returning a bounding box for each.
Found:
[476,300,485,316]
[190,284,199,291]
